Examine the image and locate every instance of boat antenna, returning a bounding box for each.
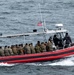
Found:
[43,19,48,32]
[38,3,45,32]
[38,4,47,41]
[38,4,43,22]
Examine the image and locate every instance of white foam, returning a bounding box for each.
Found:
[25,56,74,66]
[25,63,42,66]
[49,59,74,66]
[0,62,15,66]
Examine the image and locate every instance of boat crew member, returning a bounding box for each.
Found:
[53,34,60,48]
[49,36,53,43]
[63,32,72,48]
[58,38,63,49]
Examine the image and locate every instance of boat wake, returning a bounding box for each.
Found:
[49,59,74,66]
[0,63,16,67]
[25,56,74,66]
[0,56,74,67]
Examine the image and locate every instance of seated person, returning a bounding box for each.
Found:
[46,41,53,52]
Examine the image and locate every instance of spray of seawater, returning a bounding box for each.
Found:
[0,63,16,67]
[49,59,74,66]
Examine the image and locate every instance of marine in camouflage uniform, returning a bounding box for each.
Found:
[23,43,31,54]
[35,41,41,53]
[46,41,53,52]
[0,46,5,56]
[40,42,46,52]
[8,46,14,55]
[4,46,10,56]
[29,43,35,54]
[17,44,24,55]
[11,45,18,55]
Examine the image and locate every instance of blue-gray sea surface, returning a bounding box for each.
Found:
[0,0,74,75]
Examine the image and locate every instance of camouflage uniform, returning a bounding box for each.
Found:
[4,46,10,56]
[24,43,31,54]
[17,44,24,55]
[0,46,5,56]
[46,41,53,52]
[35,44,41,53]
[8,46,14,55]
[40,42,46,52]
[29,43,35,54]
[11,45,18,55]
